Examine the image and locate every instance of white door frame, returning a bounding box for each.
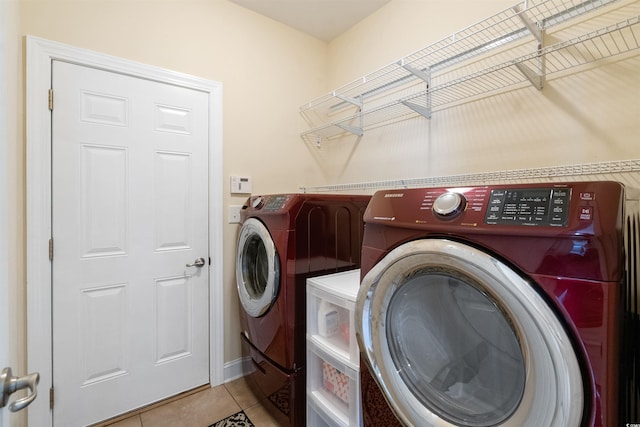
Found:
[0,2,10,426]
[25,35,224,427]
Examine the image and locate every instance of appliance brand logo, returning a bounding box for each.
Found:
[384,193,404,198]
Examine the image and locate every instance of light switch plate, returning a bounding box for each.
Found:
[229,205,242,224]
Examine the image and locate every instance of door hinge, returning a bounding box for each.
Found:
[49,386,54,410]
[48,89,53,111]
[49,238,53,261]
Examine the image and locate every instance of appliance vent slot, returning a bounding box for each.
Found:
[623,196,640,422]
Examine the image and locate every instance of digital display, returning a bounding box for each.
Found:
[484,188,570,226]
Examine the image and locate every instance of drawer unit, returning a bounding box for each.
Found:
[307,269,362,426]
[307,338,361,427]
[307,269,360,366]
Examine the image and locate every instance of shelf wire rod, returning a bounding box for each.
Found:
[547,46,579,70]
[603,26,630,55]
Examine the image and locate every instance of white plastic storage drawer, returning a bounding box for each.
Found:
[307,269,360,365]
[307,338,361,427]
[307,393,347,427]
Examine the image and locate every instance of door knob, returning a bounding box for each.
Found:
[186,257,206,268]
[1,367,40,412]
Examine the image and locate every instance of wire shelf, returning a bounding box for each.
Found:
[412,15,640,112]
[300,0,637,144]
[299,159,640,193]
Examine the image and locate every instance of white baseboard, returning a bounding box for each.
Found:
[223,356,253,383]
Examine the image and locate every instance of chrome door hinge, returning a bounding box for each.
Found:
[48,238,53,261]
[48,89,53,111]
[49,386,54,410]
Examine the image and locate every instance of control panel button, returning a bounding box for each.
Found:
[433,192,466,219]
[579,206,593,221]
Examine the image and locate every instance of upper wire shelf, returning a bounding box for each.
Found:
[300,0,638,144]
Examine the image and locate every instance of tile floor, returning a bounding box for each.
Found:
[97,377,282,427]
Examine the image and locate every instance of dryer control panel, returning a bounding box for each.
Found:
[484,187,571,227]
[248,195,293,211]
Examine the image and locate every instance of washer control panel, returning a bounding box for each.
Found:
[484,187,571,227]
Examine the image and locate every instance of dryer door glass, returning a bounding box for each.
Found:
[356,238,584,427]
[386,270,524,426]
[236,218,280,317]
[242,234,270,298]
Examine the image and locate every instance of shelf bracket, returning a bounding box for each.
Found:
[335,123,364,136]
[334,93,363,109]
[514,61,544,90]
[401,100,432,119]
[400,63,431,85]
[513,4,543,43]
[399,62,431,118]
[513,4,545,90]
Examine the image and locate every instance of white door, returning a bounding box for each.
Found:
[51,60,210,426]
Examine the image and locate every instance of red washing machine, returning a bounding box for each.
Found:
[355,182,639,427]
[236,193,370,426]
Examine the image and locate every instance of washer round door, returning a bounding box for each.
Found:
[236,218,280,317]
[356,239,584,427]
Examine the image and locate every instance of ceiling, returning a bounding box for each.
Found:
[228,0,391,42]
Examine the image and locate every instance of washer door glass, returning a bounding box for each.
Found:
[356,239,584,427]
[236,218,279,317]
[387,269,524,426]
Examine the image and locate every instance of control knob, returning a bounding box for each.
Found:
[433,192,466,219]
[251,196,264,209]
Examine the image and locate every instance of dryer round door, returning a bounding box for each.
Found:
[236,218,280,317]
[356,238,584,427]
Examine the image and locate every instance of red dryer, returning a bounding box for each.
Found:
[355,182,639,427]
[236,193,370,426]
